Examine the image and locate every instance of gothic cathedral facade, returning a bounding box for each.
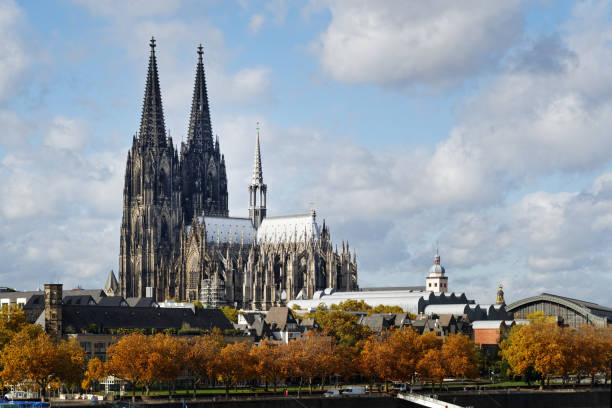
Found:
[118,39,358,310]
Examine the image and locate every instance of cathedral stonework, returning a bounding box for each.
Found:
[118,39,358,310]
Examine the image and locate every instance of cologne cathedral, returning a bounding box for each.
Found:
[117,39,358,310]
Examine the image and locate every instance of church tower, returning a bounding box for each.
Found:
[496,284,505,305]
[425,251,448,293]
[119,38,182,301]
[249,124,267,229]
[181,44,228,218]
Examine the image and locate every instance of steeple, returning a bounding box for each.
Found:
[252,125,263,184]
[187,44,213,152]
[249,123,267,229]
[139,37,167,148]
[496,284,505,305]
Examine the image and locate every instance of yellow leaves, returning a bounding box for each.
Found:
[82,358,104,391]
[359,329,478,385]
[500,321,612,385]
[185,330,226,382]
[0,325,85,399]
[216,341,255,387]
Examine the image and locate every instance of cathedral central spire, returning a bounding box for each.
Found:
[187,43,213,152]
[139,37,167,148]
[249,123,267,229]
[252,123,263,184]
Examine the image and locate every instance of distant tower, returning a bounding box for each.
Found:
[426,251,448,293]
[249,123,267,229]
[496,284,505,305]
[44,283,63,341]
[104,270,119,296]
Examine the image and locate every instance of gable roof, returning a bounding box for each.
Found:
[63,295,96,306]
[126,297,158,307]
[264,307,296,331]
[97,296,129,307]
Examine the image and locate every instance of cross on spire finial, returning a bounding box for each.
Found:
[150,36,156,50]
[256,121,260,134]
[197,44,203,62]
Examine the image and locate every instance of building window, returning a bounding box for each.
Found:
[428,283,431,287]
[434,283,437,287]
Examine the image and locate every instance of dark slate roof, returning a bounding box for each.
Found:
[241,312,264,326]
[126,297,158,307]
[23,294,44,309]
[249,315,273,340]
[64,289,107,303]
[264,307,296,331]
[61,305,233,332]
[63,295,96,306]
[97,296,129,307]
[361,314,401,332]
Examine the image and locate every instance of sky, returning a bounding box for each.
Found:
[0,0,612,306]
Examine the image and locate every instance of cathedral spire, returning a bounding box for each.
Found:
[187,44,213,152]
[252,123,264,184]
[249,123,267,229]
[139,37,167,148]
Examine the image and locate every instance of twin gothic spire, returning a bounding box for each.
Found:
[187,44,214,153]
[138,38,214,152]
[139,37,167,148]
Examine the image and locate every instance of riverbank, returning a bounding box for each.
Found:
[48,387,610,408]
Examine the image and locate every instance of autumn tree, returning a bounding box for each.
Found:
[575,325,606,386]
[288,332,335,395]
[331,299,371,312]
[0,304,27,350]
[185,328,226,398]
[307,305,371,345]
[501,321,563,389]
[1,325,60,401]
[56,337,87,392]
[105,332,155,401]
[250,339,288,393]
[417,349,446,391]
[386,328,423,384]
[359,334,381,394]
[82,358,104,392]
[149,334,186,398]
[331,343,359,386]
[441,334,478,380]
[216,341,254,398]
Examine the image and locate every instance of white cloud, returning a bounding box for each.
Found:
[313,0,525,87]
[0,0,28,101]
[248,14,265,34]
[44,116,88,151]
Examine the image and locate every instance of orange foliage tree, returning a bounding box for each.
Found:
[82,357,104,392]
[359,334,381,394]
[216,341,254,398]
[55,337,87,392]
[0,325,85,401]
[250,339,288,393]
[185,328,226,398]
[105,333,155,401]
[149,333,186,398]
[441,333,478,380]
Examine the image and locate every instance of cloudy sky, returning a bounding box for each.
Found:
[1,0,611,305]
